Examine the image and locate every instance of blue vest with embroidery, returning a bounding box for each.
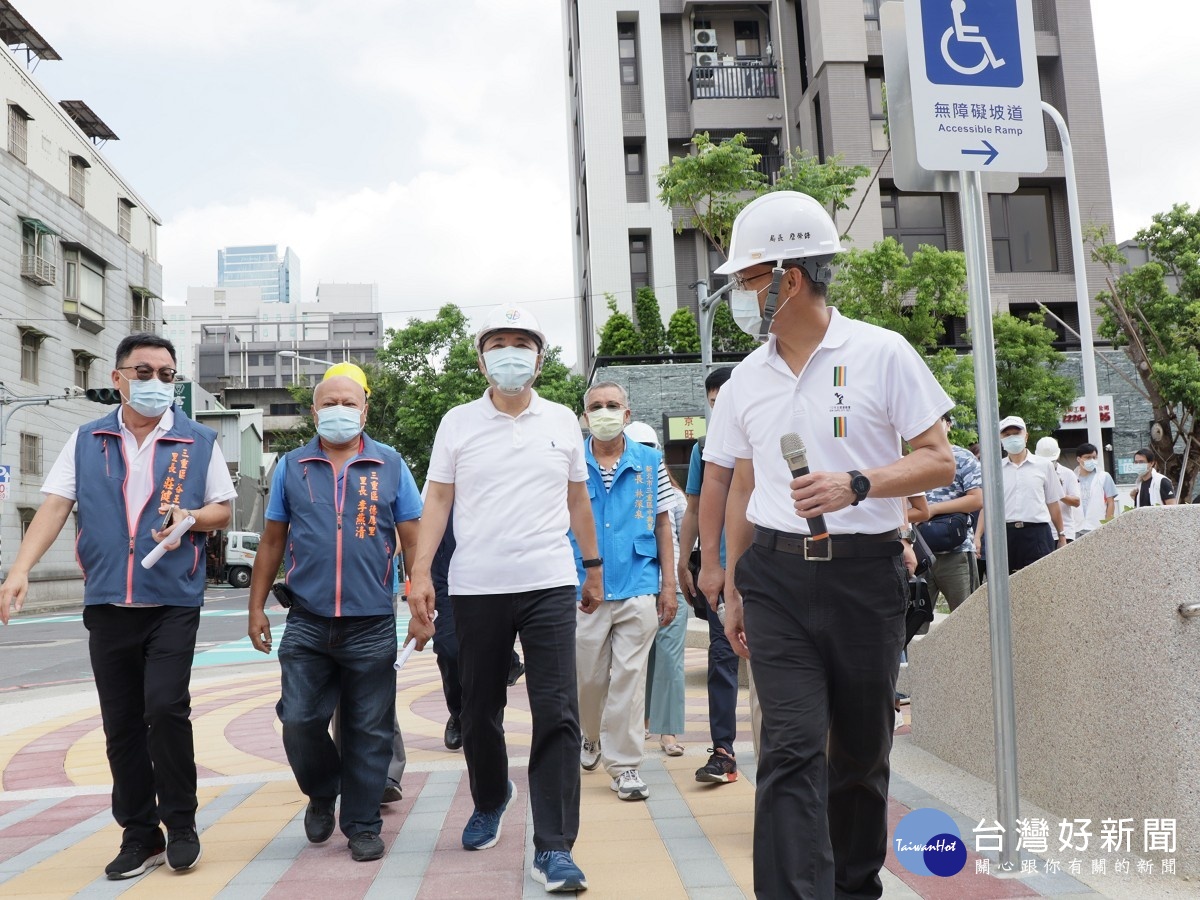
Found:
[571,438,663,601]
[74,409,216,607]
[281,434,408,617]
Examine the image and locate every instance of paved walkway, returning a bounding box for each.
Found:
[0,607,1187,898]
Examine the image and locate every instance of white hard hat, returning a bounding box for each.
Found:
[624,421,659,449]
[1034,436,1061,461]
[476,304,547,352]
[714,191,845,281]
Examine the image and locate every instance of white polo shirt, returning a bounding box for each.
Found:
[1052,461,1080,539]
[999,452,1064,524]
[705,308,952,535]
[426,388,588,595]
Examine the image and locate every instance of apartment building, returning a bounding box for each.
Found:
[562,0,1117,367]
[0,3,164,601]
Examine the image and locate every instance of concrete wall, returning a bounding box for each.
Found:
[908,505,1200,873]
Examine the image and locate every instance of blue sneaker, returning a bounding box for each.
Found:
[532,850,588,893]
[461,780,515,850]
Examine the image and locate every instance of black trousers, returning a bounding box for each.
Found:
[433,590,463,719]
[1005,522,1054,573]
[453,585,580,852]
[738,543,907,900]
[83,604,201,847]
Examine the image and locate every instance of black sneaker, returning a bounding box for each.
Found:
[381,779,403,804]
[305,797,336,843]
[695,747,738,784]
[348,831,385,862]
[166,827,202,872]
[444,715,463,750]
[506,657,525,686]
[105,842,165,880]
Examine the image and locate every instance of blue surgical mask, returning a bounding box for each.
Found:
[316,405,363,444]
[483,347,539,394]
[1130,462,1148,476]
[1081,459,1097,473]
[125,378,175,417]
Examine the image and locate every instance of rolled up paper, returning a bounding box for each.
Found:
[394,609,437,671]
[140,515,197,569]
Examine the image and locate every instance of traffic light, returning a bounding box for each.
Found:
[85,388,122,404]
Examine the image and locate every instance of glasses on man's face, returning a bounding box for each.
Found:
[117,364,178,384]
[731,269,774,291]
[585,401,626,413]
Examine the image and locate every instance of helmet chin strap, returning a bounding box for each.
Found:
[757,265,786,343]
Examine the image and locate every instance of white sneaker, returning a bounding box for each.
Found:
[580,739,601,771]
[894,709,905,731]
[611,768,649,801]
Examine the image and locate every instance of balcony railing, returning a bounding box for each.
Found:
[21,254,56,286]
[755,153,783,184]
[690,62,779,100]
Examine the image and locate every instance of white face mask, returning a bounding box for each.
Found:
[1001,435,1026,455]
[1081,458,1097,472]
[1130,462,1148,476]
[730,289,763,337]
[587,408,626,441]
[483,347,539,394]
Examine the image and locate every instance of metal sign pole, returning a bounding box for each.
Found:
[959,169,1020,870]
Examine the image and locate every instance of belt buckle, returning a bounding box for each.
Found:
[803,537,833,561]
[1013,521,1025,529]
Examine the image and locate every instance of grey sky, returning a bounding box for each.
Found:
[22,1,1197,366]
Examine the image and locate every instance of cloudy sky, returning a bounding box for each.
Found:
[24,0,1198,366]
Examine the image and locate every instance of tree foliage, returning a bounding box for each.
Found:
[988,313,1077,438]
[666,307,701,354]
[271,304,585,485]
[633,288,667,355]
[1088,207,1200,499]
[597,295,643,357]
[656,132,869,261]
[829,238,967,351]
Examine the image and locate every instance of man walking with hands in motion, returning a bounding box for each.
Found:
[705,192,955,899]
[407,304,601,894]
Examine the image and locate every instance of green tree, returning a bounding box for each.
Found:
[633,288,668,355]
[829,237,967,351]
[666,307,701,354]
[596,295,643,357]
[989,313,1077,438]
[271,304,585,484]
[1089,208,1200,498]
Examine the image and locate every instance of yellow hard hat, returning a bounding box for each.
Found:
[323,362,370,397]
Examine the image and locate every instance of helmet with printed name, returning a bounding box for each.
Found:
[323,361,370,397]
[475,304,547,353]
[714,191,844,284]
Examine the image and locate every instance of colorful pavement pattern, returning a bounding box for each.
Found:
[0,624,1137,898]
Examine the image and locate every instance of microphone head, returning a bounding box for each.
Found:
[780,432,808,468]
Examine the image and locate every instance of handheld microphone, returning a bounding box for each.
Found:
[780,433,830,541]
[140,515,197,569]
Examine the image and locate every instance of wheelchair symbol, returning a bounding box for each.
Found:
[941,0,1005,75]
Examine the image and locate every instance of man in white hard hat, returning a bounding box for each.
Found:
[407,304,599,894]
[1034,435,1081,542]
[974,416,1065,572]
[703,191,955,899]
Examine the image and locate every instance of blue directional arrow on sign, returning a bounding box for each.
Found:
[961,140,998,165]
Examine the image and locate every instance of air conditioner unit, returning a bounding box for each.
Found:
[694,28,717,48]
[695,51,720,68]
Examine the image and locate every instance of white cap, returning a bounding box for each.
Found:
[1034,436,1060,460]
[476,304,546,352]
[998,415,1027,433]
[624,421,659,449]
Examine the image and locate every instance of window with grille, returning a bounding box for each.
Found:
[69,155,89,205]
[20,432,41,477]
[8,103,29,163]
[118,199,133,241]
[73,351,93,389]
[20,329,42,382]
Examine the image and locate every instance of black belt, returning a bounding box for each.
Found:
[752,526,902,562]
[1006,521,1049,529]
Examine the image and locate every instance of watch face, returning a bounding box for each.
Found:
[851,474,870,497]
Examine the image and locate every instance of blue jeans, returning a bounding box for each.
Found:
[276,606,397,838]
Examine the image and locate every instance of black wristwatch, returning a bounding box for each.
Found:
[848,470,871,506]
[581,557,603,569]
